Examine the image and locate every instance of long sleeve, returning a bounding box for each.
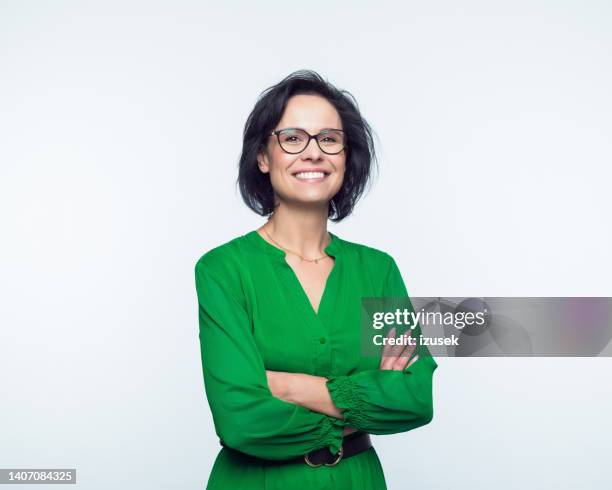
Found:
[325,255,438,435]
[194,257,347,460]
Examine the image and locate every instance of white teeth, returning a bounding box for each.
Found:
[294,171,326,180]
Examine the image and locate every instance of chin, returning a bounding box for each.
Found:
[286,194,334,207]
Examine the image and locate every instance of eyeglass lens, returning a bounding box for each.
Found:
[277,129,345,154]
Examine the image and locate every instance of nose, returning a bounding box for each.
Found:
[301,136,323,160]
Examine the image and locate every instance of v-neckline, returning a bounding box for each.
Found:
[249,229,341,319]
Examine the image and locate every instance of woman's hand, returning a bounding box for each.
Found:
[342,425,358,436]
[380,327,419,370]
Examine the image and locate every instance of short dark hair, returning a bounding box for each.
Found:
[236,70,378,223]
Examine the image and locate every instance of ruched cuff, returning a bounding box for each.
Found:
[316,414,347,455]
[326,375,369,431]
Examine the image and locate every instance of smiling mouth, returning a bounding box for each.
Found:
[292,171,330,181]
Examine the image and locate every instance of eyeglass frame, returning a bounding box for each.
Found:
[268,127,347,155]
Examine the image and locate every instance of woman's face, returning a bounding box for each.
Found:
[257,94,346,210]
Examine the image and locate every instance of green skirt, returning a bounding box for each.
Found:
[206,446,387,489]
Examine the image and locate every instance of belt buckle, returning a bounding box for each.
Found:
[304,446,344,467]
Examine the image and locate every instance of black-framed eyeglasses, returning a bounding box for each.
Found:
[269,128,347,155]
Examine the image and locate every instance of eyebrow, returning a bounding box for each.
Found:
[281,127,343,133]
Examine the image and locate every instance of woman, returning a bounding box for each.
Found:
[194,70,438,490]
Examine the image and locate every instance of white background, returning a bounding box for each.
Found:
[1,1,611,488]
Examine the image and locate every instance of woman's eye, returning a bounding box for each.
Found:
[283,133,306,142]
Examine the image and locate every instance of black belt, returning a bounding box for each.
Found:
[220,430,372,467]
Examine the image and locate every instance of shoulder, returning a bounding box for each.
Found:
[194,233,247,280]
[193,233,254,307]
[336,235,395,269]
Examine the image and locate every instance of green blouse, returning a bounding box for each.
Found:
[194,229,437,490]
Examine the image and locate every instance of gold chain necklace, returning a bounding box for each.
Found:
[262,226,331,264]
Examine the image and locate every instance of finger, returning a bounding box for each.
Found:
[387,329,409,359]
[393,351,419,371]
[391,340,415,370]
[381,330,411,370]
[397,331,416,357]
[392,349,414,370]
[392,335,417,370]
[381,328,405,370]
[381,327,396,357]
[380,327,396,369]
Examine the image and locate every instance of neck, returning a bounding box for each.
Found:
[261,203,331,257]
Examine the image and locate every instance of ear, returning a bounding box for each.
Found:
[257,147,270,174]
